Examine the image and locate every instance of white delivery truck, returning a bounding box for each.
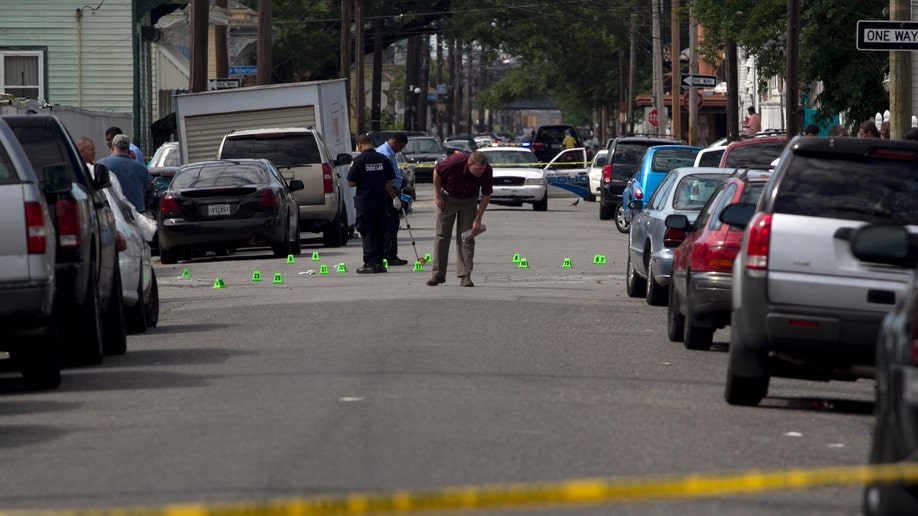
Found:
[173,79,356,246]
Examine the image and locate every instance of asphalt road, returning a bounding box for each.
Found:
[0,183,876,515]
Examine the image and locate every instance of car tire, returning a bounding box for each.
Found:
[125,273,148,334]
[160,245,180,265]
[667,284,685,342]
[625,254,647,298]
[272,226,292,258]
[13,306,62,391]
[68,264,104,366]
[290,216,302,255]
[646,260,668,306]
[323,210,345,248]
[684,314,715,351]
[724,367,769,406]
[599,197,613,220]
[585,191,596,202]
[863,407,918,515]
[533,195,548,212]
[102,264,127,356]
[615,203,630,233]
[145,269,160,328]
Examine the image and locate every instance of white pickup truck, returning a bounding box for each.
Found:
[0,118,71,389]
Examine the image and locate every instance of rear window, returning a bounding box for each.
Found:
[0,143,17,181]
[651,148,699,172]
[723,142,785,167]
[8,126,76,183]
[696,149,725,167]
[773,154,918,224]
[220,133,321,167]
[537,126,578,145]
[404,138,444,154]
[483,150,538,165]
[672,174,725,210]
[172,162,271,189]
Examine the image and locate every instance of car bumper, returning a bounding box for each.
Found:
[686,270,733,326]
[490,185,547,203]
[119,254,142,307]
[731,270,881,377]
[160,217,287,250]
[650,248,675,286]
[0,280,55,338]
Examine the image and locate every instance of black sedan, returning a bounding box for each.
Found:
[852,224,918,515]
[157,159,303,264]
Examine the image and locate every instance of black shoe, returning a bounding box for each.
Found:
[356,264,378,274]
[386,257,409,266]
[375,263,387,273]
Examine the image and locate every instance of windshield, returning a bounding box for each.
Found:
[404,138,444,154]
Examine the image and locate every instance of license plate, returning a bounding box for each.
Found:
[208,204,231,216]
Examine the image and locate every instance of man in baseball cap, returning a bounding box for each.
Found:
[96,134,152,212]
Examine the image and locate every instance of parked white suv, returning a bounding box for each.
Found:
[216,127,354,247]
[722,136,918,406]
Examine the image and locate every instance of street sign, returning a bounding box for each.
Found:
[208,78,241,91]
[437,84,447,95]
[857,20,918,51]
[682,92,703,110]
[647,109,659,128]
[229,65,258,75]
[681,74,717,88]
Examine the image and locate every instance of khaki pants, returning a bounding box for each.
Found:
[432,193,477,279]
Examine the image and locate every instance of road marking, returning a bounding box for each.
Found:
[7,464,918,515]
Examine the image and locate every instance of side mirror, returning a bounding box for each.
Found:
[335,153,353,166]
[848,224,918,269]
[288,179,305,192]
[665,214,692,232]
[90,162,112,189]
[719,202,757,230]
[42,163,72,195]
[627,199,643,211]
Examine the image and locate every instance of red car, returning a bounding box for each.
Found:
[665,168,772,350]
[718,136,787,169]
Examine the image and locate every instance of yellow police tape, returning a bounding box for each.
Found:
[7,463,918,516]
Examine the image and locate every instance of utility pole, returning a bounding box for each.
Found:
[355,1,365,134]
[339,0,351,114]
[436,34,443,139]
[726,41,739,141]
[651,0,667,136]
[785,0,799,136]
[890,0,912,139]
[371,0,383,131]
[670,0,681,141]
[189,0,208,92]
[688,9,698,145]
[628,17,636,135]
[256,0,272,85]
[215,0,228,78]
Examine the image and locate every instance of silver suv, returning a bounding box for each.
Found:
[217,127,353,247]
[0,118,70,389]
[723,136,918,406]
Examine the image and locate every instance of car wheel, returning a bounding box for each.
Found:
[125,272,148,334]
[272,224,292,258]
[585,190,596,202]
[667,283,685,342]
[615,203,630,233]
[683,288,715,350]
[323,210,345,248]
[160,245,180,265]
[625,254,647,298]
[68,264,104,365]
[646,260,668,306]
[145,269,160,328]
[724,367,769,406]
[532,195,548,211]
[863,408,918,515]
[102,263,127,356]
[599,197,613,220]
[13,306,62,391]
[290,217,302,255]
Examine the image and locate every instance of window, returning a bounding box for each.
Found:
[1,51,43,100]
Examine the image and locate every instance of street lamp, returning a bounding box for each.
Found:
[407,85,422,130]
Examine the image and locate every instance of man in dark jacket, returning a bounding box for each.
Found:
[347,134,399,274]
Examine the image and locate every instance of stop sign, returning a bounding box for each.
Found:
[682,92,703,110]
[648,109,659,127]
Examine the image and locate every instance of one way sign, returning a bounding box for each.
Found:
[681,74,718,88]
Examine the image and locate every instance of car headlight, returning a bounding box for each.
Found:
[525,177,547,185]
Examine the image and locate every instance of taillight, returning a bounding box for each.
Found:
[700,245,739,272]
[115,231,127,252]
[633,184,644,200]
[160,193,180,216]
[531,143,545,151]
[663,228,687,248]
[55,199,81,248]
[743,212,772,270]
[322,164,334,193]
[24,201,48,254]
[602,165,611,185]
[258,190,277,209]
